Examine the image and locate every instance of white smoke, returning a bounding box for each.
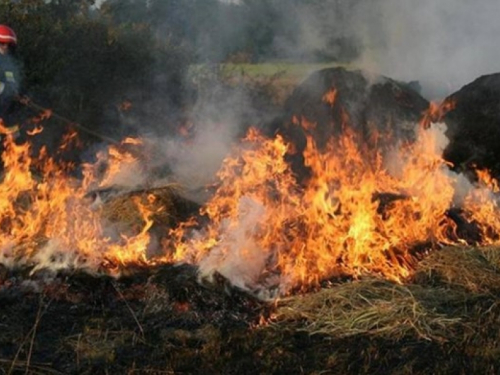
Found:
[149,120,238,198]
[197,196,273,293]
[350,0,500,99]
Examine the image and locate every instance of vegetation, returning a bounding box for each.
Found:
[0,0,362,145]
[1,0,191,142]
[4,2,499,374]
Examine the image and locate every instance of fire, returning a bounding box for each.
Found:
[1,101,500,298]
[26,125,44,136]
[118,100,133,112]
[168,124,455,294]
[0,130,153,273]
[89,138,145,189]
[322,88,338,106]
[166,120,500,297]
[419,99,456,129]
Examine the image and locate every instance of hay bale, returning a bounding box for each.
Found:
[98,185,200,235]
[271,67,429,183]
[442,73,500,178]
[412,246,500,293]
[100,186,176,229]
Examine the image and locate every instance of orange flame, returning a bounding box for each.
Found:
[0,130,153,274]
[118,100,133,111]
[165,118,500,296]
[322,88,338,106]
[2,103,500,298]
[420,99,456,129]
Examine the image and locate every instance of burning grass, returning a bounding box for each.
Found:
[96,184,193,235]
[2,77,500,372]
[2,107,500,295]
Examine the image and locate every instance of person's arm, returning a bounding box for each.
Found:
[0,67,18,98]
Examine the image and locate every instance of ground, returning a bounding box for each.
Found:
[1,246,500,374]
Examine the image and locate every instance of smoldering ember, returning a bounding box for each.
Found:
[2,66,500,374]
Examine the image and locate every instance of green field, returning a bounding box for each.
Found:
[188,62,350,105]
[222,62,348,84]
[190,62,348,84]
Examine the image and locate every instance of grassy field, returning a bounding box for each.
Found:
[188,61,350,106]
[220,62,348,84]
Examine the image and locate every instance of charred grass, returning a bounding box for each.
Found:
[1,246,500,374]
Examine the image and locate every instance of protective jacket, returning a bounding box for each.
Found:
[0,53,20,118]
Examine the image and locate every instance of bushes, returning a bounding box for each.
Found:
[0,0,362,145]
[0,0,191,142]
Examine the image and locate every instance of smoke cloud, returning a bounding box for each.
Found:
[349,0,500,99]
[215,0,500,100]
[96,0,500,193]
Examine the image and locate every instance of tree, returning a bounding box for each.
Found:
[0,0,191,143]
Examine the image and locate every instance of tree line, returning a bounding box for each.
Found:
[1,0,361,142]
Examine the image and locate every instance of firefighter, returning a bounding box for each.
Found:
[0,24,21,125]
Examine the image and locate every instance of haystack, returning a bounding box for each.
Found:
[270,67,429,183]
[442,73,500,179]
[96,184,200,236]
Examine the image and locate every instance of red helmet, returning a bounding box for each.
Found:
[0,25,17,45]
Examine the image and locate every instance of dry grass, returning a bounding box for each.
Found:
[272,246,500,344]
[99,185,183,232]
[414,246,500,293]
[478,245,500,270]
[274,279,464,342]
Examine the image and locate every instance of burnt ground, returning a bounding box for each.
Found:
[1,246,500,374]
